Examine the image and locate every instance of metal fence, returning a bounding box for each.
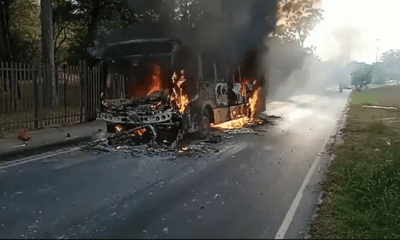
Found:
[0,60,102,133]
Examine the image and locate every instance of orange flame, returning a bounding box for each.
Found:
[240,78,257,96]
[249,87,261,120]
[129,62,163,98]
[147,64,163,96]
[128,127,147,137]
[211,86,261,129]
[137,128,146,136]
[151,101,163,111]
[170,70,190,113]
[115,125,123,133]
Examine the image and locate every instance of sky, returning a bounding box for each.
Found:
[305,0,400,64]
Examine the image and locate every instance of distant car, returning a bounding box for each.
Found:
[385,80,396,84]
[340,84,352,89]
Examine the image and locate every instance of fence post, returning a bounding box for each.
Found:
[33,59,38,129]
[38,60,44,129]
[10,61,15,116]
[83,61,88,123]
[79,61,83,123]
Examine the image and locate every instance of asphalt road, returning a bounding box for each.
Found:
[0,90,351,239]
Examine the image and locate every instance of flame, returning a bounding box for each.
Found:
[151,101,163,111]
[211,86,261,129]
[127,127,147,137]
[137,128,146,136]
[240,78,257,96]
[249,87,261,120]
[211,117,249,129]
[115,125,123,133]
[147,64,163,96]
[129,62,163,98]
[170,70,190,113]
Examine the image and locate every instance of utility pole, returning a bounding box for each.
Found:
[376,39,380,63]
[41,0,58,108]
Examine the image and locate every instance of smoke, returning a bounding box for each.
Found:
[266,26,365,101]
[266,38,309,100]
[332,26,363,65]
[93,0,277,64]
[190,0,277,63]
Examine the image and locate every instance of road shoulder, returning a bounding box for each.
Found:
[0,120,106,163]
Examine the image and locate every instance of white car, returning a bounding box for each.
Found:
[385,80,396,84]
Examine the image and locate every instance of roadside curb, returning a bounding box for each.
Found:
[304,92,352,239]
[0,135,96,163]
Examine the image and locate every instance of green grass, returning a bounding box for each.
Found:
[310,86,400,239]
[352,85,400,107]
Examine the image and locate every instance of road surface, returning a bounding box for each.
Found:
[0,90,350,239]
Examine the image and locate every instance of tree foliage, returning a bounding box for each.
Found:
[371,63,390,84]
[379,49,400,80]
[0,0,41,61]
[351,64,372,87]
[53,0,139,66]
[273,0,323,47]
[11,0,42,60]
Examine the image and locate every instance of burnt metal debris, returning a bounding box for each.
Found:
[81,114,279,163]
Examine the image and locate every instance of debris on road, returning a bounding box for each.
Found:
[18,129,31,145]
[81,114,280,159]
[107,125,156,146]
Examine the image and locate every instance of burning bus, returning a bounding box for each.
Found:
[97,38,264,145]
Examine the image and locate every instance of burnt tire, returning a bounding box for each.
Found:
[198,110,211,139]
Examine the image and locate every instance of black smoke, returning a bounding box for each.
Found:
[93,0,277,64]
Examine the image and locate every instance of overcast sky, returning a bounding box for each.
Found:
[304,0,400,64]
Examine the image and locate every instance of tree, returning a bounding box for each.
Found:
[11,0,42,60]
[272,0,323,47]
[0,0,43,62]
[351,64,372,88]
[380,49,400,80]
[171,0,204,29]
[0,0,13,61]
[53,0,139,66]
[41,0,58,107]
[371,63,390,84]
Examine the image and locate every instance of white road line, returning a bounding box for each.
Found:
[0,147,81,170]
[275,98,350,239]
[274,131,333,239]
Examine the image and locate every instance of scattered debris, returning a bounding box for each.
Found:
[18,129,31,145]
[108,125,155,146]
[224,128,254,134]
[82,114,280,159]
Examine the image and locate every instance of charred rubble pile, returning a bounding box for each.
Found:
[83,114,279,159]
[105,113,276,149]
[83,132,229,159]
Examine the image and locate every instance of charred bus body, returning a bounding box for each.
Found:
[97,38,264,144]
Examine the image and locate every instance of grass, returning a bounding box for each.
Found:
[310,85,400,239]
